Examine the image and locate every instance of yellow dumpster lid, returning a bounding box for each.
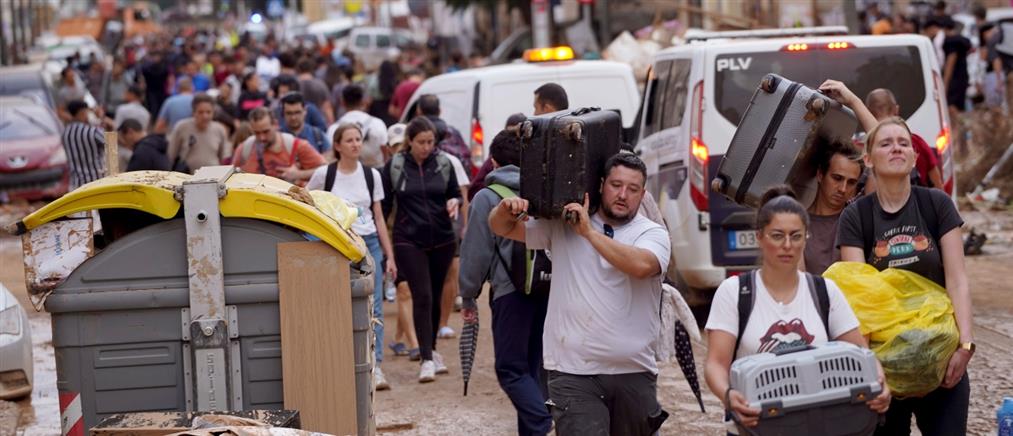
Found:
[10,171,366,262]
[11,171,188,234]
[219,173,366,261]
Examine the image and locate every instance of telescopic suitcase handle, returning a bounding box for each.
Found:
[771,343,814,356]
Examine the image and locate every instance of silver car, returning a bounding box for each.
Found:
[0,283,33,400]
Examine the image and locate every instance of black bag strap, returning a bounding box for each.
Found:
[858,194,876,262]
[364,165,375,205]
[733,270,756,362]
[912,186,940,242]
[805,273,832,340]
[324,162,337,192]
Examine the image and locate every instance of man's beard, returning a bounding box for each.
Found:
[601,199,638,225]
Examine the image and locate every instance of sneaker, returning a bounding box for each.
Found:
[375,367,390,391]
[419,360,436,383]
[432,351,449,375]
[438,326,456,339]
[408,348,421,361]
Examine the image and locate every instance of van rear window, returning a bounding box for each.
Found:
[714,46,925,128]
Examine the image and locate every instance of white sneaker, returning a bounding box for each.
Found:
[419,360,436,383]
[374,367,390,391]
[384,280,396,302]
[438,326,456,338]
[432,351,449,375]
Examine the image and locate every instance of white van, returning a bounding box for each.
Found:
[401,54,641,166]
[634,28,955,305]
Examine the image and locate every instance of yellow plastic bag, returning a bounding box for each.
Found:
[309,190,359,230]
[824,262,959,398]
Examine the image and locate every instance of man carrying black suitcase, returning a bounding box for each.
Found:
[489,153,671,436]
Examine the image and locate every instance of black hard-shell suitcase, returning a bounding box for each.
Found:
[519,107,623,219]
[711,74,857,208]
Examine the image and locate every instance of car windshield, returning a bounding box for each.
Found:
[0,106,58,141]
[714,45,926,129]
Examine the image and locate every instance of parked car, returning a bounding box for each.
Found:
[634,27,955,305]
[0,65,58,110]
[0,97,69,202]
[0,283,33,400]
[338,26,418,71]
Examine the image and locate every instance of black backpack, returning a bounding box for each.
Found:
[324,162,375,204]
[732,270,831,361]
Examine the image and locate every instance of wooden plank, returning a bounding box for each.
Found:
[104,131,119,176]
[277,241,357,436]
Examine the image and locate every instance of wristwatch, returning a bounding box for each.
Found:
[959,342,976,354]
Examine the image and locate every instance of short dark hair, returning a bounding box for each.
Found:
[278,52,297,69]
[117,118,143,133]
[297,57,316,74]
[490,130,521,167]
[756,185,809,232]
[127,85,144,99]
[405,116,436,144]
[505,113,527,128]
[602,152,647,187]
[191,93,215,110]
[248,107,274,123]
[534,83,569,111]
[342,84,365,108]
[67,100,89,117]
[418,94,440,116]
[280,92,305,108]
[272,74,299,95]
[817,142,863,175]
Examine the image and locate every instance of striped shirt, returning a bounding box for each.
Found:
[62,121,107,189]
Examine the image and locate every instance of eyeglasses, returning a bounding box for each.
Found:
[603,224,614,239]
[764,232,808,245]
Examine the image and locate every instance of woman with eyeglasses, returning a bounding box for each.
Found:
[703,185,890,435]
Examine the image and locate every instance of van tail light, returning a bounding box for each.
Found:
[931,71,954,195]
[470,118,484,166]
[688,80,708,211]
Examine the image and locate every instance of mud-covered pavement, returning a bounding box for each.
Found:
[1,208,1012,435]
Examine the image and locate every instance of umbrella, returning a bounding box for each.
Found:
[459,310,480,396]
[674,319,706,413]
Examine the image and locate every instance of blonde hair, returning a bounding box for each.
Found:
[864,116,912,156]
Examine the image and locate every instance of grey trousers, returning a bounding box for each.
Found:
[546,370,669,436]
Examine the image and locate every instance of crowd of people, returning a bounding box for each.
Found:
[51,15,983,436]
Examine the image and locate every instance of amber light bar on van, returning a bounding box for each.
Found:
[524,46,575,63]
[781,41,853,52]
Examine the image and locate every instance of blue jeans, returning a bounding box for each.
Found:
[492,290,552,436]
[363,233,384,364]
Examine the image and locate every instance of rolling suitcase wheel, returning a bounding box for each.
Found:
[806,97,828,117]
[760,74,779,93]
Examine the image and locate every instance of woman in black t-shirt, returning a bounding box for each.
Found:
[834,112,973,435]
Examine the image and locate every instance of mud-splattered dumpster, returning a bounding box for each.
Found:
[9,168,375,435]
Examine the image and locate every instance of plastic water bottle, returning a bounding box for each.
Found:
[999,397,1013,436]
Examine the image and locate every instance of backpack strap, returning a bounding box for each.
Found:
[487,183,516,199]
[858,194,876,262]
[364,166,375,204]
[733,270,756,362]
[805,273,832,340]
[390,153,406,192]
[911,186,941,242]
[324,162,338,192]
[239,137,255,166]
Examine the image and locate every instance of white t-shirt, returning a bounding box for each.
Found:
[525,213,671,375]
[327,111,388,169]
[705,271,860,359]
[442,151,470,188]
[306,162,385,236]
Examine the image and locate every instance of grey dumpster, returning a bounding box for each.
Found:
[45,218,373,433]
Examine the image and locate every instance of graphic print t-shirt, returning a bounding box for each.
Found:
[836,189,962,287]
[705,272,860,359]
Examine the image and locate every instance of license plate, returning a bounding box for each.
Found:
[728,230,758,250]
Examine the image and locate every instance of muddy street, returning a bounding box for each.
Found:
[1,209,1011,435]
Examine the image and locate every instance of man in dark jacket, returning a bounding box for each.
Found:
[121,119,171,172]
[459,130,551,436]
